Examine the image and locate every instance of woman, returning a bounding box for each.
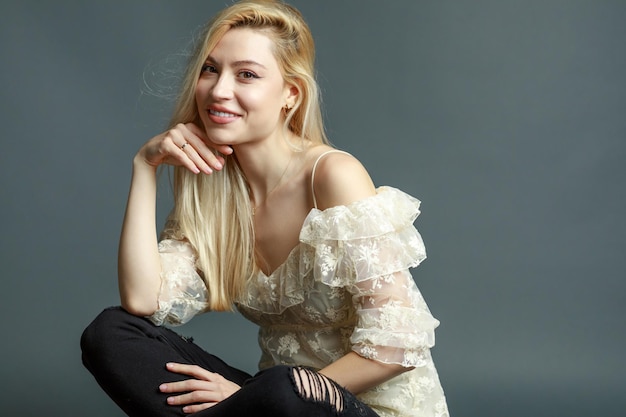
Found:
[81,1,449,416]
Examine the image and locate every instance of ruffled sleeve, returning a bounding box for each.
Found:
[300,186,440,367]
[147,239,209,326]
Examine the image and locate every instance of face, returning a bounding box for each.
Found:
[195,28,296,146]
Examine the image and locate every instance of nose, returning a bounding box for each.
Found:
[210,73,234,101]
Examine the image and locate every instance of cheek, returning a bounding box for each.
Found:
[245,82,283,107]
[195,83,206,105]
[244,87,284,116]
[194,91,203,114]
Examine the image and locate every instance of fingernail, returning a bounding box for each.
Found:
[159,384,167,391]
[214,162,222,170]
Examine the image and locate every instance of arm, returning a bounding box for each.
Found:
[117,156,161,315]
[311,152,413,393]
[320,352,409,395]
[118,123,232,316]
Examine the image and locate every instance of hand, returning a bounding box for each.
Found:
[160,362,241,413]
[138,123,233,174]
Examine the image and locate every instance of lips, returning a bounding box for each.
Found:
[206,107,241,124]
[208,109,238,118]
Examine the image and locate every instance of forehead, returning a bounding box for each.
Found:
[208,28,278,67]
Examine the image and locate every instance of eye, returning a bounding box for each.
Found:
[200,64,217,74]
[238,70,258,79]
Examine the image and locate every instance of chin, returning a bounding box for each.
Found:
[204,130,237,145]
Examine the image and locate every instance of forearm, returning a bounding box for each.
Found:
[118,155,162,316]
[318,351,411,395]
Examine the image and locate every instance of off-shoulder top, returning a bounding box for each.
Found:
[149,186,449,417]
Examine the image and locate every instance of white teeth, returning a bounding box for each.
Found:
[209,110,236,117]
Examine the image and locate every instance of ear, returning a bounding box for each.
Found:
[284,83,299,109]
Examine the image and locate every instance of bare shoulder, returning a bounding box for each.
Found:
[308,147,376,210]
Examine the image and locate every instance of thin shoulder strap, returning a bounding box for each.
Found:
[310,149,351,209]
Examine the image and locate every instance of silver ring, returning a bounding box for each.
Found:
[181,142,189,150]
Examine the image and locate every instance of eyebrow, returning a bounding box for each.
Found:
[206,56,267,69]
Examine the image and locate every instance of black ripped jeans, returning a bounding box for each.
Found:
[81,307,379,417]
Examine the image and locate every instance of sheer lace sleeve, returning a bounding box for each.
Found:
[300,187,440,367]
[147,239,209,326]
[349,269,440,367]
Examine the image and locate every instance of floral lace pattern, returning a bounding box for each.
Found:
[148,239,209,326]
[149,187,449,417]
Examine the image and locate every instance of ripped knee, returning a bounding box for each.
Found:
[290,367,346,414]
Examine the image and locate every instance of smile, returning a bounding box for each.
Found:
[208,109,238,118]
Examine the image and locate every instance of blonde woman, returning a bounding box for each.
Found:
[81,1,449,416]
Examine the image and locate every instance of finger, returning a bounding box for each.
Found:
[160,379,213,394]
[185,123,234,155]
[153,128,203,174]
[182,402,215,414]
[181,139,226,173]
[164,140,202,174]
[179,142,214,174]
[164,389,220,406]
[179,123,232,170]
[166,362,216,380]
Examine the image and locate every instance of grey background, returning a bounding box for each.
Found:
[1,1,624,416]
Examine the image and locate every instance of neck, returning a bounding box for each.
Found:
[234,133,300,207]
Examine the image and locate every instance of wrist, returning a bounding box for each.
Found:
[132,152,158,173]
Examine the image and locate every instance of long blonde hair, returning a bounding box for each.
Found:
[161,0,328,311]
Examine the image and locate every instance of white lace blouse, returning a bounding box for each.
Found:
[149,187,449,417]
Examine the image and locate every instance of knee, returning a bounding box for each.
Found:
[252,366,353,415]
[80,307,136,361]
[290,367,348,413]
[251,364,292,387]
[247,365,297,400]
